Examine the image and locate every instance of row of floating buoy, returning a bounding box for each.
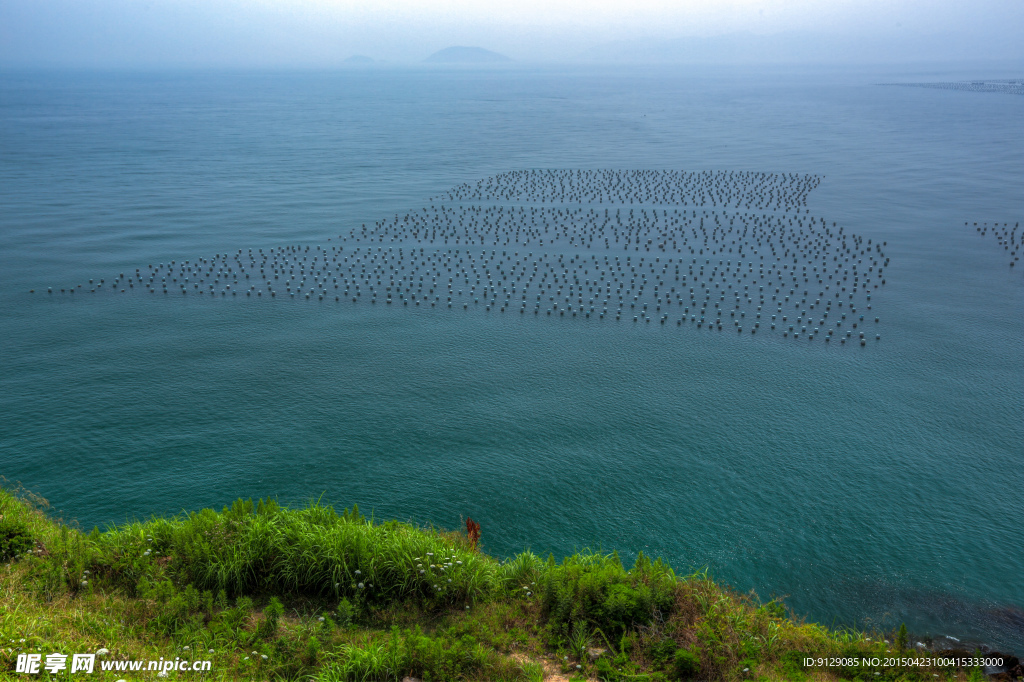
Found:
[881,81,1024,96]
[431,170,819,211]
[346,204,878,258]
[35,170,886,346]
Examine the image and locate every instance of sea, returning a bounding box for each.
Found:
[1,64,1021,652]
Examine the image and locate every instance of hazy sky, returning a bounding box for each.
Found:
[1,0,1021,66]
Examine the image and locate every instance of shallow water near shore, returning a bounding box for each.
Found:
[1,65,1022,651]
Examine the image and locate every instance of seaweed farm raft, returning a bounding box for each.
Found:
[879,80,1024,96]
[38,170,894,347]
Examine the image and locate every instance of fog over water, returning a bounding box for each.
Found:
[1,0,1022,66]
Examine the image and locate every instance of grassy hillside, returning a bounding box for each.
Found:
[0,484,1005,681]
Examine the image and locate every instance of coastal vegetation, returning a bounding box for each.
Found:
[0,484,1007,681]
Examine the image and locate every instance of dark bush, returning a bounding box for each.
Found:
[672,648,700,680]
[337,597,354,626]
[257,597,284,638]
[539,552,676,639]
[0,519,34,561]
[757,600,786,620]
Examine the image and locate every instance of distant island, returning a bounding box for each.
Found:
[424,46,511,63]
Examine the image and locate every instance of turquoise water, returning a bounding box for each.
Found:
[1,66,1022,651]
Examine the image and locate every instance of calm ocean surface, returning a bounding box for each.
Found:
[1,66,1021,650]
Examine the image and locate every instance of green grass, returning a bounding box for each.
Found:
[0,483,994,681]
